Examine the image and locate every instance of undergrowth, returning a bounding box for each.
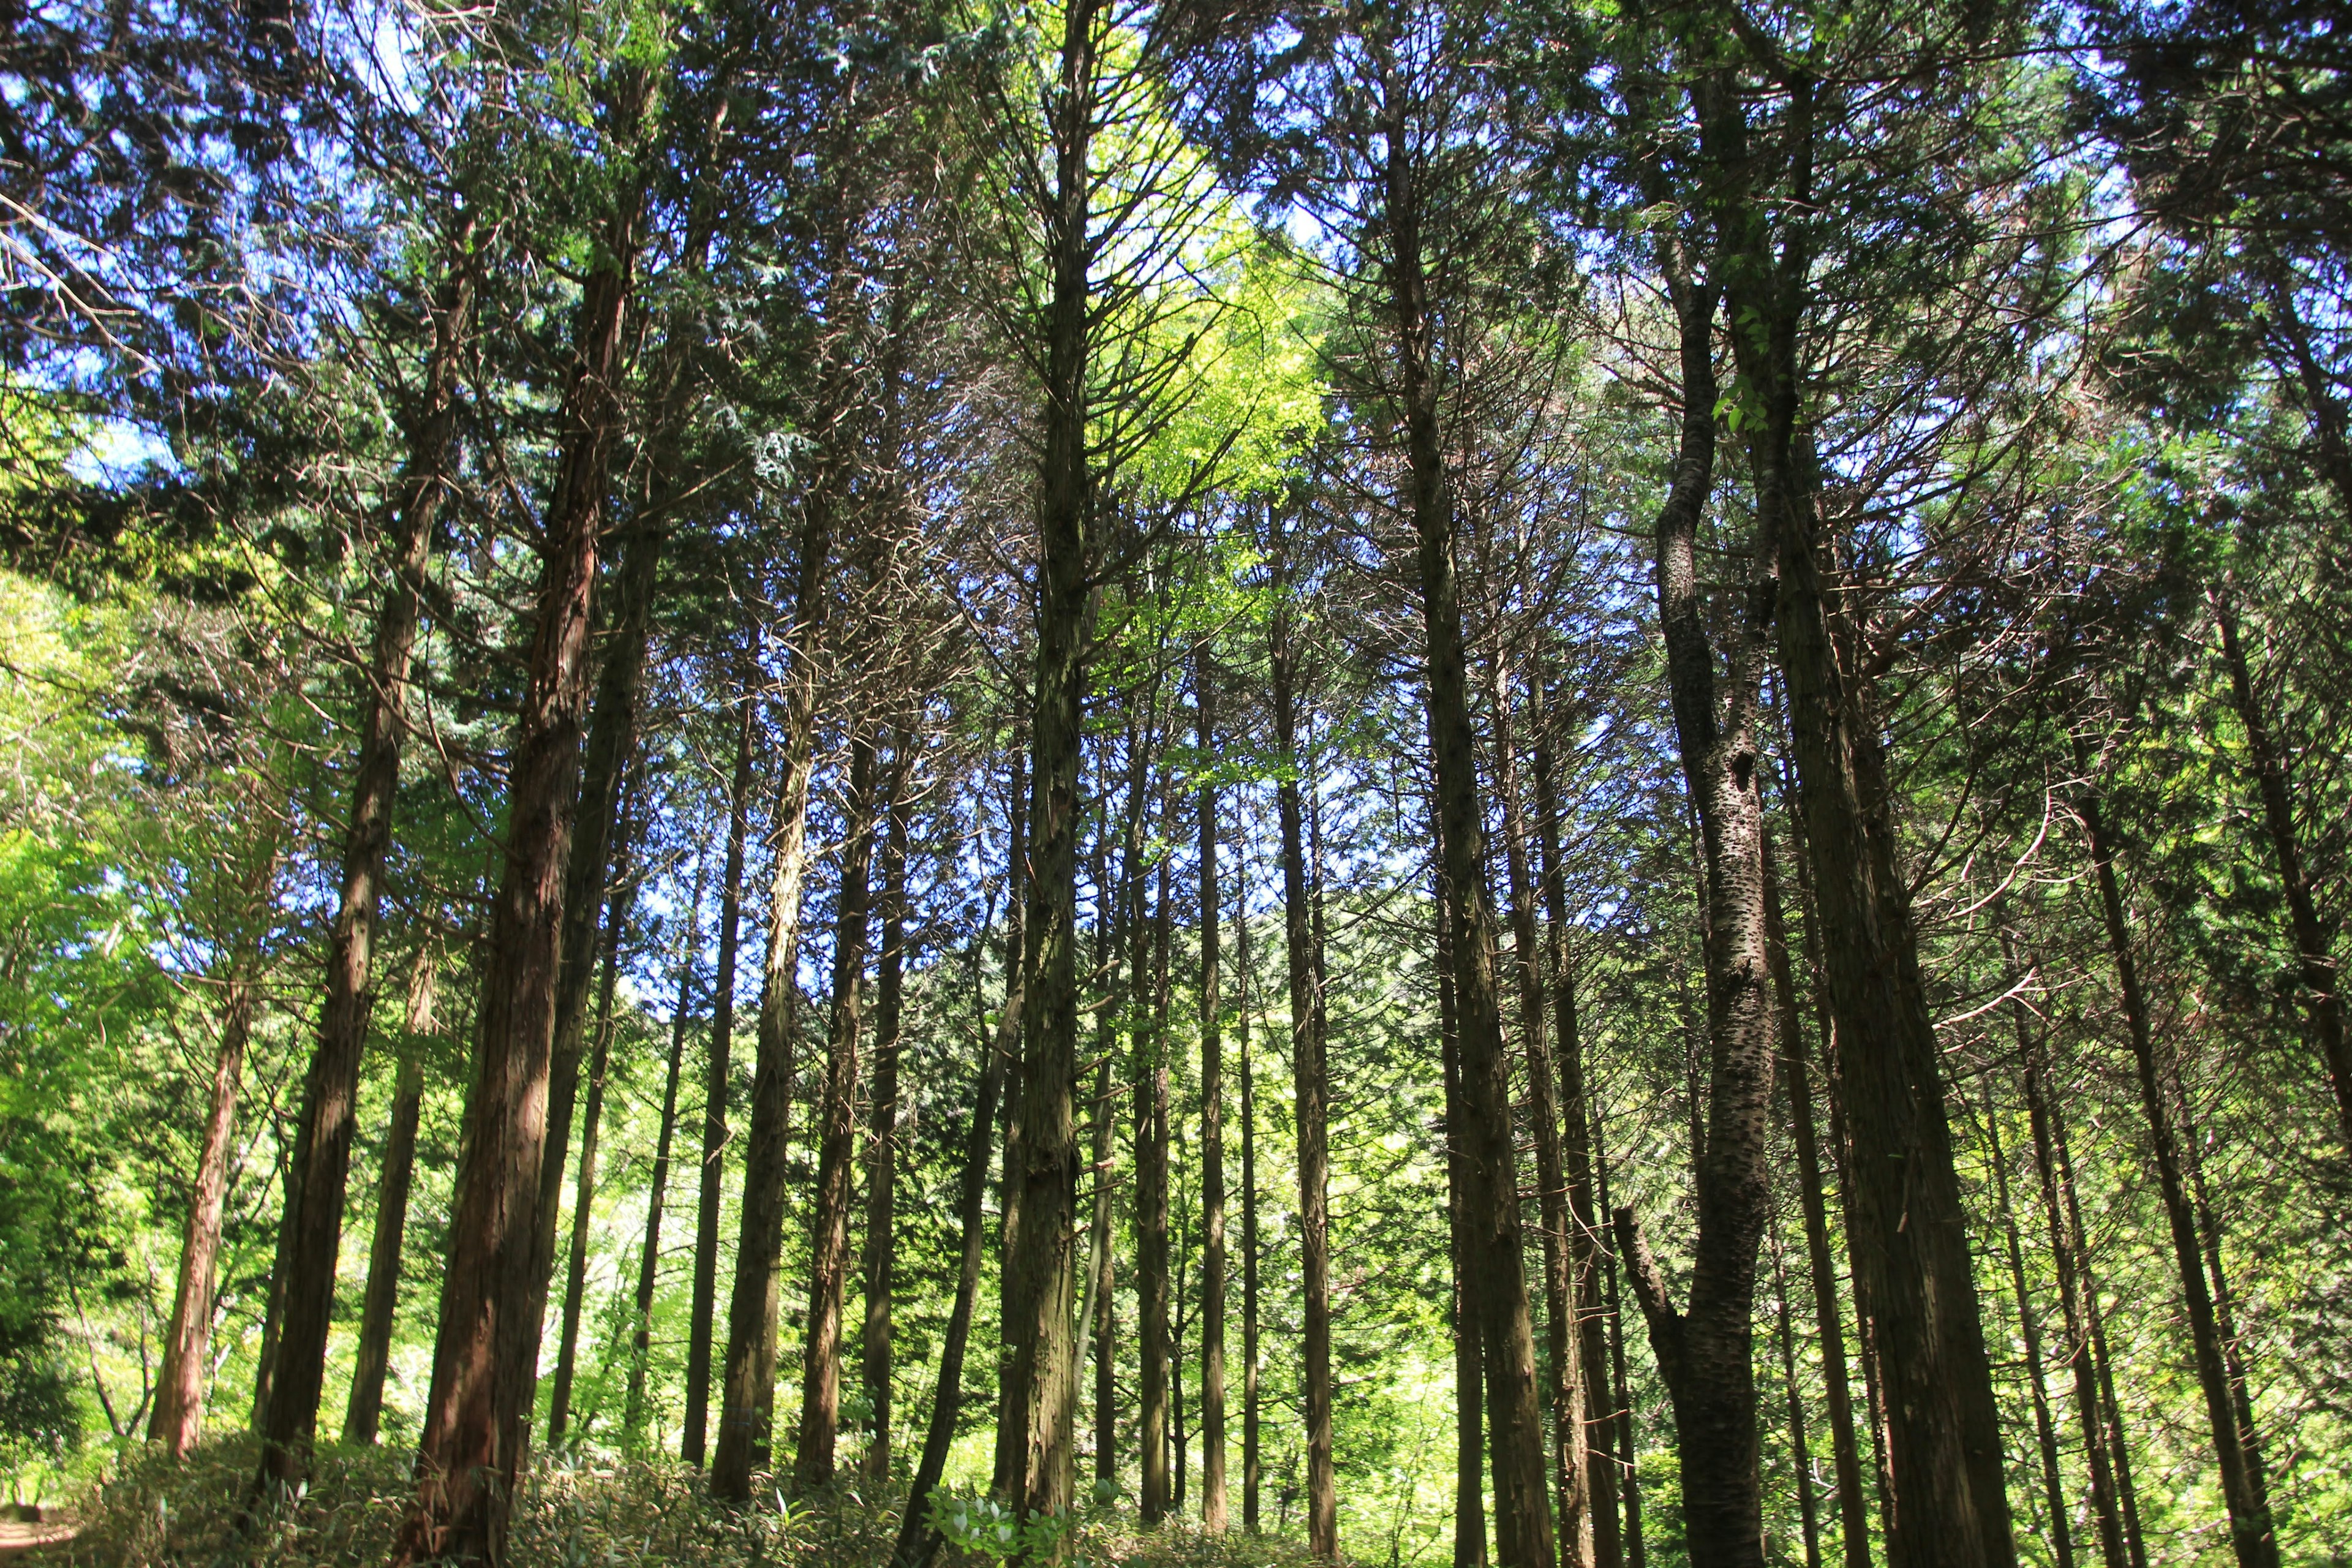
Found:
[29,1436,1331,1568]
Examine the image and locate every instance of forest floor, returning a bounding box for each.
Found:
[12,1436,1323,1568]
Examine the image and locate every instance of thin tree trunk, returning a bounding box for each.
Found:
[2210,581,2352,1155]
[1594,1121,1642,1568]
[685,692,758,1471]
[791,735,881,1488]
[859,744,914,1482]
[891,743,1023,1568]
[152,955,262,1457]
[1531,685,1622,1568]
[1270,515,1338,1559]
[344,948,438,1446]
[2077,782,2278,1568]
[1493,666,1591,1566]
[709,490,834,1494]
[1197,657,1230,1531]
[548,771,644,1442]
[1237,856,1262,1534]
[625,846,710,1442]
[1439,894,1489,1568]
[2008,965,2128,1568]
[394,127,645,1559]
[1763,835,1869,1568]
[258,217,472,1484]
[1137,839,1174,1525]
[1979,1074,2070,1568]
[1770,1227,1820,1568]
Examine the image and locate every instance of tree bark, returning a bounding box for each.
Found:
[1770,1229,1820,1568]
[1978,1073,2069,1568]
[1763,835,1869,1568]
[685,691,758,1471]
[2210,581,2352,1156]
[1439,893,1489,1568]
[625,846,710,1442]
[1593,1120,1642,1568]
[1270,516,1339,1559]
[394,130,644,1559]
[1137,837,1174,1525]
[859,745,914,1482]
[1531,687,1622,1568]
[790,734,881,1489]
[258,216,472,1483]
[2077,780,2278,1568]
[152,950,262,1457]
[1492,665,1591,1566]
[891,742,1022,1568]
[344,946,437,1446]
[548,770,644,1443]
[1197,657,1230,1531]
[1237,856,1263,1534]
[2008,967,2129,1568]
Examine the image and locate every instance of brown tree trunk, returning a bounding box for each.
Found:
[1270,517,1339,1559]
[343,1049,426,1447]
[791,735,881,1489]
[2077,783,2278,1568]
[1197,657,1230,1531]
[708,489,834,1494]
[344,947,438,1446]
[1770,1229,1820,1568]
[2210,582,2352,1155]
[625,846,709,1441]
[1698,64,2015,1568]
[1439,893,1489,1568]
[393,132,644,1559]
[1137,837,1174,1525]
[859,745,914,1482]
[1237,858,1263,1534]
[1530,687,1623,1568]
[1978,1074,2070,1568]
[2008,967,2128,1568]
[152,951,263,1457]
[891,742,1022,1568]
[257,218,472,1483]
[1763,837,1870,1568]
[685,692,757,1471]
[1594,1121,1642,1568]
[1491,666,1591,1565]
[547,772,644,1443]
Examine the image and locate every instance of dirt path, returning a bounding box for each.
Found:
[0,1516,74,1559]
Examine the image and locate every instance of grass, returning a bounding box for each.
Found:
[24,1436,1334,1568]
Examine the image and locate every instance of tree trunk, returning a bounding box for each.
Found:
[1698,63,2015,1567]
[1270,516,1339,1559]
[625,846,710,1442]
[708,490,834,1494]
[1197,657,1230,1531]
[2210,581,2352,1156]
[790,734,881,1489]
[1439,895,1489,1568]
[1531,687,1623,1568]
[1492,665,1591,1565]
[394,133,644,1560]
[1137,839,1174,1525]
[1593,1122,1642,1568]
[548,771,644,1443]
[685,692,757,1471]
[1237,858,1263,1534]
[859,745,914,1482]
[152,956,262,1457]
[891,741,1022,1568]
[1762,835,1870,1568]
[344,946,437,1446]
[2077,782,2278,1568]
[1770,1228,1820,1568]
[258,217,472,1483]
[1978,1075,2070,1568]
[2008,966,2129,1568]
